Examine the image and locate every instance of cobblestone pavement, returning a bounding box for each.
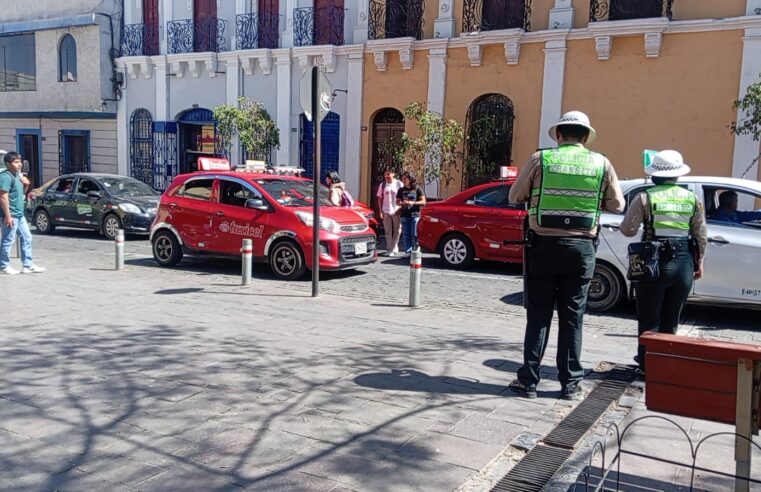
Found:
[1,231,757,491]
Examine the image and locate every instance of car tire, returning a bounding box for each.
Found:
[439,233,475,268]
[102,214,122,241]
[587,261,626,312]
[34,209,55,234]
[269,240,306,280]
[152,230,183,267]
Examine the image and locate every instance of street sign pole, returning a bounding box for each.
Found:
[311,66,320,297]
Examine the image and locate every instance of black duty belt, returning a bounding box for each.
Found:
[656,238,691,254]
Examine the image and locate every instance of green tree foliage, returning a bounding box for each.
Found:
[395,102,465,186]
[213,97,280,164]
[731,77,761,177]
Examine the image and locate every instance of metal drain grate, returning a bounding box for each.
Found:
[492,445,572,492]
[490,365,636,492]
[543,367,635,449]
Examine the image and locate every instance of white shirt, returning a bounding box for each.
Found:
[377,179,403,214]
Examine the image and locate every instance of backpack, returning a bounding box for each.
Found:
[340,189,355,207]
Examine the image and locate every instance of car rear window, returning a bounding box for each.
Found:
[175,179,214,201]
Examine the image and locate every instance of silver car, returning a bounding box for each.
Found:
[589,176,761,311]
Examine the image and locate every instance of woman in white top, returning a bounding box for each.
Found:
[376,168,403,256]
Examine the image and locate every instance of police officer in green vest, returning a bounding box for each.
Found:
[620,150,707,373]
[509,111,624,400]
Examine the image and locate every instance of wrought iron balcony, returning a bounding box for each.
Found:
[293,6,345,47]
[369,0,425,40]
[167,18,228,54]
[590,0,674,22]
[121,23,160,56]
[462,0,532,33]
[236,12,280,50]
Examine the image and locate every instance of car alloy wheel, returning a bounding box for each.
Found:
[103,215,121,240]
[35,210,53,234]
[152,231,183,267]
[587,262,624,312]
[155,236,173,262]
[269,241,306,280]
[440,233,474,268]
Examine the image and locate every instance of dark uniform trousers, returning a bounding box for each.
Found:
[634,244,694,371]
[517,235,596,389]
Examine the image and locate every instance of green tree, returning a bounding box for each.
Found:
[394,102,465,188]
[213,97,280,164]
[731,76,761,177]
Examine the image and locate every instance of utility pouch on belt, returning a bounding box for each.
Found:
[627,241,662,281]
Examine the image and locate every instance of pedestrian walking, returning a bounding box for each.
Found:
[508,111,624,400]
[325,171,354,207]
[619,150,706,374]
[396,171,426,257]
[376,168,403,256]
[0,152,45,275]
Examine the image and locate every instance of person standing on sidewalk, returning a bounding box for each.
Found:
[376,168,403,256]
[0,152,45,275]
[396,171,426,257]
[508,111,624,400]
[619,150,706,374]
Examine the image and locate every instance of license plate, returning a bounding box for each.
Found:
[354,242,367,255]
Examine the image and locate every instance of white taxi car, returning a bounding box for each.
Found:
[588,176,761,311]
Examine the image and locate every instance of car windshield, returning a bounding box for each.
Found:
[99,177,158,197]
[255,178,334,207]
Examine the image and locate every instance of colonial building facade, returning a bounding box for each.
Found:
[0,0,122,187]
[117,0,761,201]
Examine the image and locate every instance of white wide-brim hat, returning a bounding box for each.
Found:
[548,111,597,144]
[645,150,691,178]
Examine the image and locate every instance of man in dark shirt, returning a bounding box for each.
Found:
[709,190,761,223]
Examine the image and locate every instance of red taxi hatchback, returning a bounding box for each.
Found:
[418,176,526,268]
[150,167,377,279]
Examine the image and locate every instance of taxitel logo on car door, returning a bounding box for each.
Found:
[219,221,264,238]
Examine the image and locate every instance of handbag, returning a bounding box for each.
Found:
[627,240,662,281]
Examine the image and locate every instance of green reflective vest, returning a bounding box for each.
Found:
[646,184,696,238]
[531,145,606,230]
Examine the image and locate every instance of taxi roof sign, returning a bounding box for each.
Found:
[500,166,519,179]
[198,157,231,171]
[642,149,657,169]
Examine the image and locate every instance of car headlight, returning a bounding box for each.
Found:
[295,211,340,233]
[119,203,142,214]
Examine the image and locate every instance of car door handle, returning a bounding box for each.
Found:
[168,202,178,208]
[707,236,730,245]
[214,211,225,216]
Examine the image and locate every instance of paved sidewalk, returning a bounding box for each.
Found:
[1,234,756,491]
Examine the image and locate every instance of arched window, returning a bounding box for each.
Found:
[59,34,77,82]
[463,94,515,189]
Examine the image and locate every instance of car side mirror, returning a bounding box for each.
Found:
[245,198,269,211]
[87,190,101,199]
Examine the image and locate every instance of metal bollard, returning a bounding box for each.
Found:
[241,238,253,286]
[409,250,422,307]
[115,229,125,270]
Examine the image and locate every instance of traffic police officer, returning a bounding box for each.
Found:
[508,111,624,400]
[620,150,707,373]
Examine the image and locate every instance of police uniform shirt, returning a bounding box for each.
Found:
[509,144,626,238]
[620,192,708,257]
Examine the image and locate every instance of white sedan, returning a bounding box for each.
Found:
[588,176,761,312]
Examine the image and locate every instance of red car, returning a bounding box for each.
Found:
[418,178,526,268]
[150,168,377,279]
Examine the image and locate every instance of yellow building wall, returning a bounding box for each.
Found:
[673,0,745,21]
[423,0,437,39]
[563,30,743,179]
[442,42,545,196]
[360,51,430,201]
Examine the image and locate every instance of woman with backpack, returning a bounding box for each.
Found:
[396,171,426,257]
[325,171,354,207]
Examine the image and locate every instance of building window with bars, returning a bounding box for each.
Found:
[58,34,77,82]
[59,130,91,175]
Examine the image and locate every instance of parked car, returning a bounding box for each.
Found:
[591,176,761,312]
[150,169,377,279]
[26,173,160,240]
[418,178,526,268]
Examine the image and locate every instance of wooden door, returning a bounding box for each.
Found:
[194,0,218,52]
[142,0,159,55]
[313,0,343,45]
[258,0,279,48]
